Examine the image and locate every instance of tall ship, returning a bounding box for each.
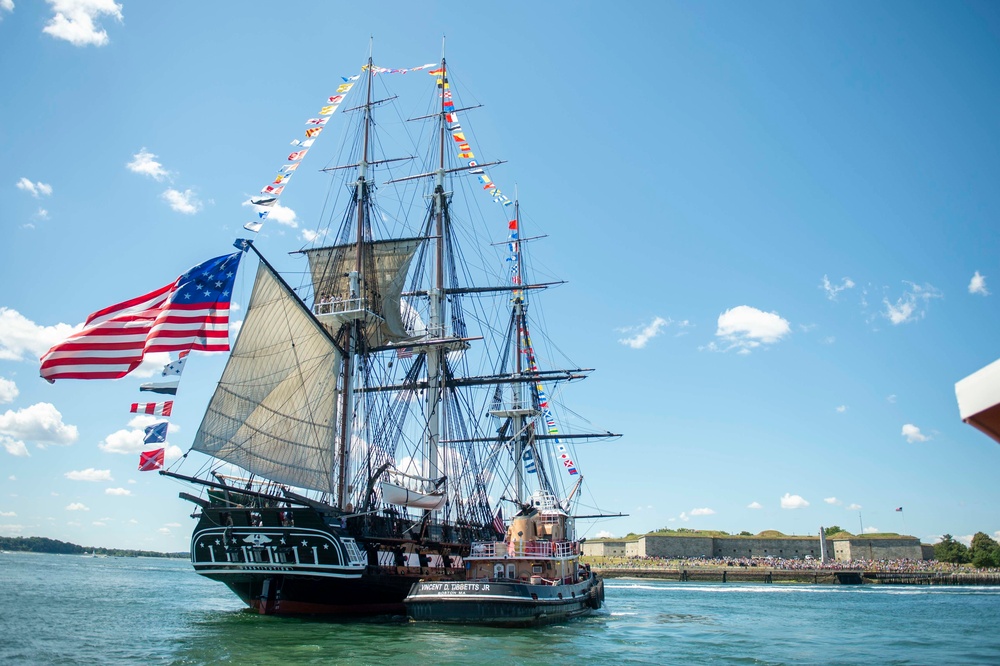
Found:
[156,54,619,617]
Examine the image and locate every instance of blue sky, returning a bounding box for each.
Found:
[2,1,1000,552]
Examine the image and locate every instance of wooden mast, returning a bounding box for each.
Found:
[336,55,375,509]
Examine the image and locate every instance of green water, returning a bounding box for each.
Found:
[2,552,999,664]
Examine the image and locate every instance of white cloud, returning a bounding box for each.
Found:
[618,317,668,350]
[863,526,880,534]
[882,282,942,325]
[0,307,80,361]
[158,527,171,535]
[105,487,131,496]
[99,418,180,459]
[301,229,323,243]
[824,497,841,505]
[0,1,13,17]
[0,436,28,457]
[243,199,298,229]
[887,394,897,404]
[42,0,123,47]
[847,503,862,511]
[98,427,145,455]
[678,512,690,522]
[901,423,930,443]
[956,534,974,547]
[0,510,15,517]
[821,275,855,301]
[165,522,181,528]
[595,530,615,538]
[0,403,78,451]
[132,351,171,378]
[690,507,715,516]
[709,305,790,354]
[780,493,809,509]
[65,502,89,511]
[835,405,847,413]
[65,468,112,482]
[161,188,201,214]
[969,271,989,296]
[16,177,53,198]
[126,149,169,181]
[36,208,50,220]
[747,501,762,510]
[0,377,18,404]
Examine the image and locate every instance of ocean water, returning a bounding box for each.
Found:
[2,552,999,665]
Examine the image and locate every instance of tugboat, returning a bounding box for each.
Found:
[405,490,604,626]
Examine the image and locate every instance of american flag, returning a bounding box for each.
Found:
[492,507,505,535]
[39,252,242,382]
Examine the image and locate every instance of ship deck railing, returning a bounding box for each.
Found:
[468,539,579,560]
[465,574,578,586]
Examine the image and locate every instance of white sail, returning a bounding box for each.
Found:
[190,261,343,494]
[302,238,423,346]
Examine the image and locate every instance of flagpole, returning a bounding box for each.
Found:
[858,511,864,535]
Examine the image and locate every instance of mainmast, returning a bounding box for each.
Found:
[422,56,449,500]
[336,56,376,509]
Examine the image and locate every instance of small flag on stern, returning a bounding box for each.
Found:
[139,448,165,471]
[492,507,504,535]
[143,422,168,444]
[896,507,903,512]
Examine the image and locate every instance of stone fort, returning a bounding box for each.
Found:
[582,530,927,562]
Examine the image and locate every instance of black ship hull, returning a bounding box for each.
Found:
[404,576,604,626]
[189,504,469,616]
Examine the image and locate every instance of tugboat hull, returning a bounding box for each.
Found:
[404,576,603,626]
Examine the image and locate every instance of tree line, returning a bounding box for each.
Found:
[0,536,188,558]
[933,533,1000,567]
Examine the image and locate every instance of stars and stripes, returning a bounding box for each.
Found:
[39,252,242,382]
[492,507,505,535]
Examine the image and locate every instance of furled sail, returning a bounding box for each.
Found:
[302,238,423,346]
[190,260,343,494]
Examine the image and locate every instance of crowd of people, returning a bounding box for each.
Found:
[586,555,1000,573]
